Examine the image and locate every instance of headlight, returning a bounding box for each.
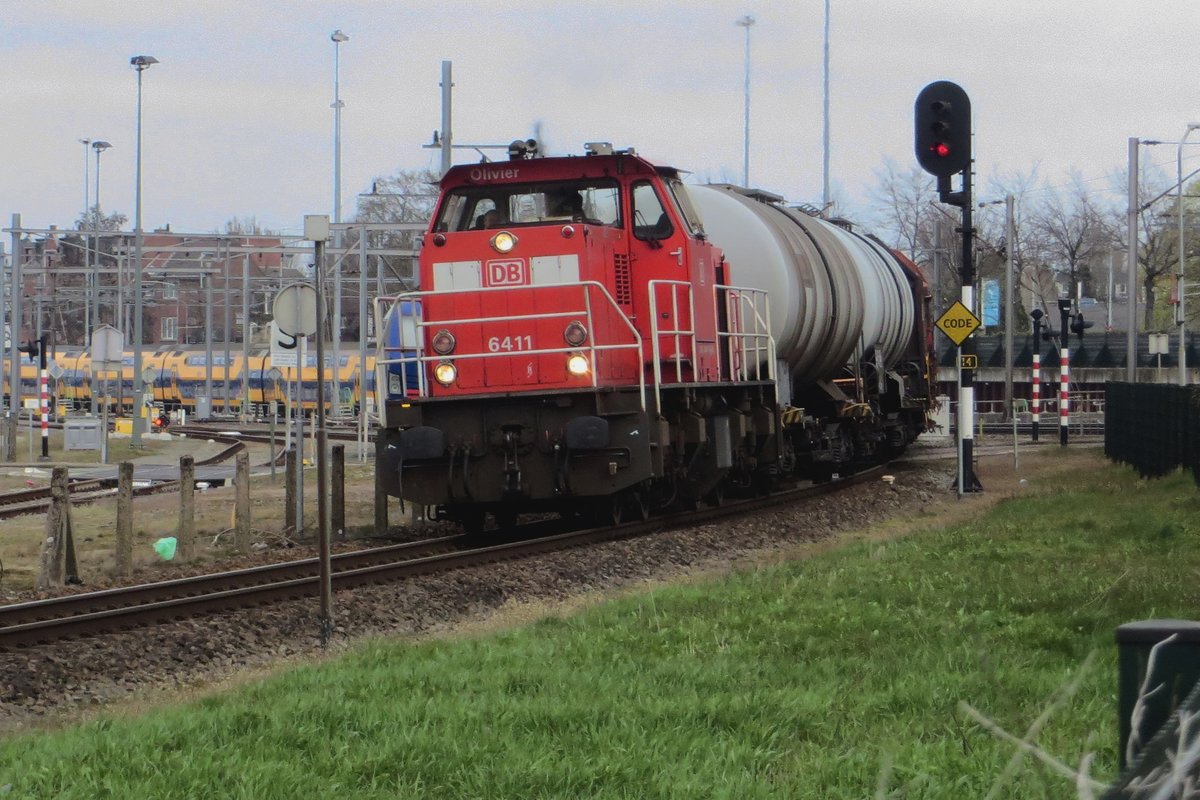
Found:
[563,320,588,347]
[566,353,590,376]
[433,361,458,386]
[431,329,456,355]
[490,231,517,253]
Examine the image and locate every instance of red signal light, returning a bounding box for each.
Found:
[933,142,951,158]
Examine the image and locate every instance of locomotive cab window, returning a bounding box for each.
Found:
[665,178,706,239]
[631,181,674,242]
[434,181,621,232]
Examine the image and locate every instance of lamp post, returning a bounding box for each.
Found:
[331,29,348,227]
[79,139,92,340]
[821,0,831,214]
[331,29,349,416]
[92,140,111,340]
[1176,123,1199,385]
[736,14,754,187]
[130,54,158,447]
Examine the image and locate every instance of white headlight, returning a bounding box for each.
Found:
[566,353,590,376]
[490,231,517,253]
[433,361,458,386]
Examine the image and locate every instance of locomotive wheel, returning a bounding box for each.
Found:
[458,508,486,535]
[628,489,651,522]
[593,496,624,527]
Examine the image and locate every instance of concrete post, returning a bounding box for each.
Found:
[115,461,133,577]
[332,443,345,539]
[178,454,195,560]
[285,449,297,536]
[234,451,250,552]
[35,466,70,589]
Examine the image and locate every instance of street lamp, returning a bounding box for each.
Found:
[79,139,92,339]
[130,54,158,447]
[331,29,348,226]
[91,140,111,344]
[735,14,754,187]
[1177,123,1199,384]
[331,29,349,415]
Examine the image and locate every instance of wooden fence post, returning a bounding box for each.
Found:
[374,437,388,536]
[332,444,345,539]
[285,449,297,536]
[35,467,70,589]
[234,451,250,552]
[178,454,195,560]
[115,461,133,577]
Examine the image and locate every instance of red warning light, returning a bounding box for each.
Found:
[933,142,951,158]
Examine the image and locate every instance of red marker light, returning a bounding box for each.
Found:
[933,142,951,158]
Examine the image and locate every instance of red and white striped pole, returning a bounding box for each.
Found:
[1032,354,1041,443]
[1030,309,1043,442]
[37,335,50,460]
[1058,299,1071,446]
[40,366,49,459]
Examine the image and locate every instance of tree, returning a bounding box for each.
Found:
[870,157,939,263]
[221,216,274,236]
[352,167,439,292]
[1109,162,1179,330]
[1027,172,1109,305]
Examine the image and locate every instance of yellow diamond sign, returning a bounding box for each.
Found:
[935,301,982,346]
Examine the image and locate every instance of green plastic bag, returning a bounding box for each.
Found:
[153,537,178,560]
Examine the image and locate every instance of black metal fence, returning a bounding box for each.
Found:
[1105,382,1200,484]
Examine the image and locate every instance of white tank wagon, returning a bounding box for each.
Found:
[688,184,918,385]
[687,183,935,478]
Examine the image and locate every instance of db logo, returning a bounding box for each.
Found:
[484,259,528,287]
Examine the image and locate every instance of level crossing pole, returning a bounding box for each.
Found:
[1058,298,1071,446]
[1030,309,1043,442]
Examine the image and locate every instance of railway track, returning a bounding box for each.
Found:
[0,465,886,651]
[0,431,247,521]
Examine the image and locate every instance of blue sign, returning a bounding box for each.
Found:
[982,279,1001,327]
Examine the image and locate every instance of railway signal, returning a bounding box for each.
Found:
[915,80,980,494]
[915,81,972,179]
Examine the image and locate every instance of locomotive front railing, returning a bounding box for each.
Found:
[718,285,776,383]
[647,279,697,411]
[374,281,646,411]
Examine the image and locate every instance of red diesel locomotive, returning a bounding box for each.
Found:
[375,141,935,531]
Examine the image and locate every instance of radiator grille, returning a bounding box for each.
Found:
[613,253,632,305]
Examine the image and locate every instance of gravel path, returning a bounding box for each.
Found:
[1,460,961,733]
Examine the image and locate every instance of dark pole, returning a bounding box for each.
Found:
[1058,298,1071,446]
[1030,309,1043,442]
[313,236,333,646]
[957,170,982,492]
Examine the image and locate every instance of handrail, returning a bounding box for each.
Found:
[374,281,646,411]
[718,285,776,383]
[647,279,697,396]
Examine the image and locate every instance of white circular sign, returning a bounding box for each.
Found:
[273,283,320,337]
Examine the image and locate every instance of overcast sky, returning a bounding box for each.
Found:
[4,1,1200,238]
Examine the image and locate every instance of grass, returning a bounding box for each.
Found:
[0,457,1197,798]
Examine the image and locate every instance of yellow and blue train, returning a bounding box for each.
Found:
[6,346,382,417]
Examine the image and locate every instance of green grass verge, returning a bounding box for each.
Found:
[1,460,1197,798]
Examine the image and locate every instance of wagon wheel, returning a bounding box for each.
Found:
[494,508,518,530]
[703,482,725,508]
